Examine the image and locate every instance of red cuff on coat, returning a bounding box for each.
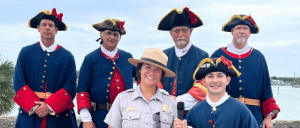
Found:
[14,85,41,113]
[76,92,91,114]
[187,81,208,102]
[157,81,164,89]
[261,98,280,119]
[44,88,74,114]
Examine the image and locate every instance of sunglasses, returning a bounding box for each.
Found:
[153,112,161,128]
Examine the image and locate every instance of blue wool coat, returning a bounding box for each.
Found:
[77,47,136,128]
[163,45,208,95]
[186,97,259,128]
[13,42,77,128]
[211,48,273,126]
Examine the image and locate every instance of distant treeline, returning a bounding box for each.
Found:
[271,76,300,84]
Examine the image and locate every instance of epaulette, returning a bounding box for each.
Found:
[120,88,135,94]
[159,89,170,96]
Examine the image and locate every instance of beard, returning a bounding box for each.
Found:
[236,34,246,44]
[176,37,187,46]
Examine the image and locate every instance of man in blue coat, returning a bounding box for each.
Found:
[13,8,77,128]
[76,19,136,128]
[211,14,280,128]
[157,7,209,112]
[174,56,259,128]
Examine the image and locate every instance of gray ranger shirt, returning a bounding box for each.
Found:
[104,85,177,128]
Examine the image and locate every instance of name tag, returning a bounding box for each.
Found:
[163,105,168,112]
[126,108,135,111]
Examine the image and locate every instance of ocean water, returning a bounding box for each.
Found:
[7,85,300,120]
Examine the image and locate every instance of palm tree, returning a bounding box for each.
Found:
[0,54,15,115]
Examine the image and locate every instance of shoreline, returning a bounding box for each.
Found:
[0,116,299,128]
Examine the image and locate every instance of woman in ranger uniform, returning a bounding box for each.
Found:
[105,48,177,128]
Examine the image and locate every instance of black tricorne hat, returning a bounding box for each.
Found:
[193,56,241,80]
[93,19,126,43]
[28,8,67,31]
[92,19,126,35]
[158,7,203,31]
[222,14,259,34]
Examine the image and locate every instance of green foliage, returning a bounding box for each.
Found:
[271,76,277,80]
[277,77,297,83]
[0,54,15,115]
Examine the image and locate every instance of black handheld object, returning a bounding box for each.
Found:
[177,102,185,120]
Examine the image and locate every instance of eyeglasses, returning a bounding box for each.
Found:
[234,26,249,30]
[153,112,160,128]
[171,28,190,34]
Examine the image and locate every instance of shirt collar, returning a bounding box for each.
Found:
[174,41,192,57]
[40,41,58,52]
[226,42,251,55]
[100,44,118,58]
[131,84,163,103]
[206,92,230,108]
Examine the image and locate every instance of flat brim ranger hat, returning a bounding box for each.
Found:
[128,48,176,77]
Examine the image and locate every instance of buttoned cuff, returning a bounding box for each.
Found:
[29,105,39,115]
[47,104,55,115]
[80,108,92,122]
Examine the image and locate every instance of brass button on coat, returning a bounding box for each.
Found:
[45,60,47,62]
[64,93,67,96]
[108,77,111,80]
[239,66,241,69]
[40,86,43,89]
[44,64,47,67]
[239,60,241,63]
[44,70,46,73]
[43,75,45,78]
[107,84,110,87]
[47,53,50,56]
[112,67,115,69]
[239,87,242,90]
[23,87,26,90]
[81,94,84,96]
[42,80,44,83]
[110,72,113,75]
[178,57,181,60]
[106,90,109,93]
[239,80,242,83]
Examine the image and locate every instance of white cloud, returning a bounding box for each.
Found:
[0,0,299,77]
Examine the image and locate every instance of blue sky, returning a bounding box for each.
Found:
[0,0,299,77]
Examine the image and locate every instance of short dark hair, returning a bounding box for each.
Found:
[136,63,166,85]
